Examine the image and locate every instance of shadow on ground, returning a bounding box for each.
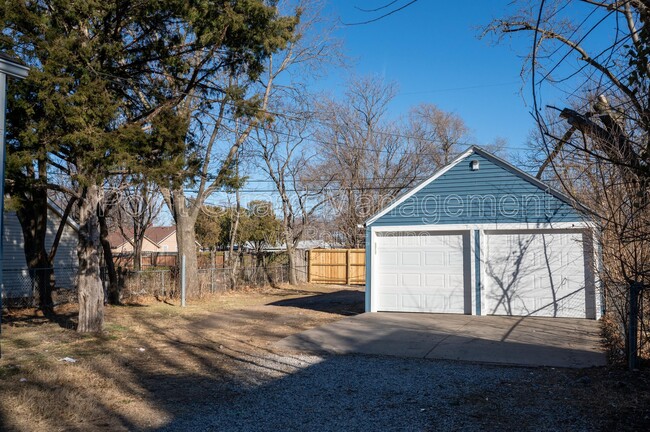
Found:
[267,289,364,315]
[2,295,650,432]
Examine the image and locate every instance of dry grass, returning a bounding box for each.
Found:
[0,284,363,431]
[2,284,650,431]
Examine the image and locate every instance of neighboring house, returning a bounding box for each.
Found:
[259,239,341,252]
[108,226,177,255]
[364,146,600,319]
[1,200,78,298]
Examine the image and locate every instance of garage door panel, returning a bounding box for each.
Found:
[448,274,464,288]
[401,273,421,286]
[379,293,399,309]
[379,251,398,266]
[376,231,467,314]
[402,294,422,309]
[425,273,445,287]
[425,294,446,310]
[402,236,421,247]
[401,252,421,266]
[382,273,398,287]
[448,251,463,265]
[425,252,444,266]
[485,231,586,318]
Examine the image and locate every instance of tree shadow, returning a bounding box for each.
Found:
[2,308,77,330]
[484,232,586,318]
[267,290,364,315]
[485,234,534,316]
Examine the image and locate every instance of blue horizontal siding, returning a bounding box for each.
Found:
[371,153,584,226]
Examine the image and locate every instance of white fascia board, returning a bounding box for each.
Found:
[0,59,29,79]
[369,221,594,233]
[365,147,477,226]
[471,147,594,216]
[46,198,79,231]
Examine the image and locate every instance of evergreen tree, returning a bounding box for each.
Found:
[1,0,296,332]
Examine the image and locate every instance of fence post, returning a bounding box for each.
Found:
[628,282,640,370]
[161,271,165,297]
[181,254,186,307]
[346,249,351,285]
[307,250,311,283]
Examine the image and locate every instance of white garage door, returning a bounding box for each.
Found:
[376,231,467,313]
[484,231,586,318]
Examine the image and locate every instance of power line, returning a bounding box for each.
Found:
[25,57,530,152]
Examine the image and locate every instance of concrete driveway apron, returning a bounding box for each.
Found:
[275,313,605,368]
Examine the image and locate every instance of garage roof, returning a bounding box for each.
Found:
[365,146,590,227]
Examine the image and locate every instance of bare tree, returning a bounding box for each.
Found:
[314,76,450,247]
[116,180,163,271]
[485,1,650,367]
[407,103,470,166]
[247,0,341,284]
[253,107,331,284]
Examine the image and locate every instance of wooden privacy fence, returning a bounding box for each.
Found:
[308,249,365,285]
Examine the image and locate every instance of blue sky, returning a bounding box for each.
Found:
[321,1,538,156]
[172,0,618,221]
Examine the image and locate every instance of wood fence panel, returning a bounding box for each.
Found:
[294,250,308,283]
[308,249,365,285]
[349,249,366,284]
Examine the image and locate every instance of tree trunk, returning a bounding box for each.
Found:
[98,211,119,305]
[175,213,198,295]
[286,242,298,286]
[226,189,242,290]
[76,184,104,333]
[133,235,143,271]
[15,188,53,313]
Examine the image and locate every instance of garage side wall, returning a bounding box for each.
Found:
[365,227,372,312]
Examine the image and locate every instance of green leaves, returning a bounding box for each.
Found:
[2,0,298,191]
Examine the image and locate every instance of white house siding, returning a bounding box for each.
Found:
[2,211,30,297]
[1,207,78,298]
[46,208,78,289]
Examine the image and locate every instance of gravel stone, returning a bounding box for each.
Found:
[160,353,592,432]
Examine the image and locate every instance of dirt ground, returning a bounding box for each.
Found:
[0,284,649,431]
[0,284,363,431]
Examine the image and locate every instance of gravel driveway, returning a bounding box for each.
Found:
[160,352,598,432]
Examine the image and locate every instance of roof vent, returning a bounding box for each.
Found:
[470,160,480,171]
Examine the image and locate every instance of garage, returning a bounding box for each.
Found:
[364,146,601,319]
[375,231,469,313]
[483,230,590,318]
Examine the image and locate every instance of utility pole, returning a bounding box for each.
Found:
[0,53,29,358]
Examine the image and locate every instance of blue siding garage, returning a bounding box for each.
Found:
[364,146,600,319]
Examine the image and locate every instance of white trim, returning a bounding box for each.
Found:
[594,230,603,319]
[370,229,378,312]
[46,199,79,231]
[0,58,29,79]
[474,230,480,316]
[365,147,476,225]
[365,146,593,226]
[469,229,476,315]
[370,221,593,233]
[470,147,592,214]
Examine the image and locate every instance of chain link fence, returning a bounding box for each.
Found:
[2,255,304,308]
[119,264,292,300]
[1,267,78,308]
